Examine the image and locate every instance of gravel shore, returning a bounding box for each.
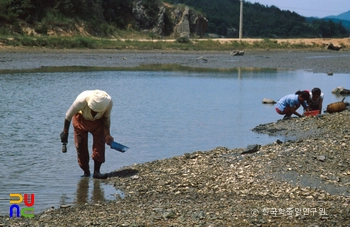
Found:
[1,49,350,226]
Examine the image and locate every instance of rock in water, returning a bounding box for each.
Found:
[262,98,276,104]
[241,144,261,154]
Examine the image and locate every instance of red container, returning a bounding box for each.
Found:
[304,110,319,116]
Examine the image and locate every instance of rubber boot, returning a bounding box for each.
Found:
[82,169,90,177]
[80,166,90,177]
[93,161,108,179]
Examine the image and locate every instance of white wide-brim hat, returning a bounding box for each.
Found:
[87,90,111,112]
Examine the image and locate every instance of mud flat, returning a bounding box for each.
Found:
[1,48,350,73]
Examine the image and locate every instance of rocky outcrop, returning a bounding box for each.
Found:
[191,15,208,38]
[174,6,191,38]
[132,2,208,38]
[173,6,208,38]
[152,6,166,35]
[132,0,153,29]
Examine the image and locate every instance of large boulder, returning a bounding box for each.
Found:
[325,43,342,51]
[332,86,350,94]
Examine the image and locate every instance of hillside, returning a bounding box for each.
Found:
[323,10,350,31]
[165,0,349,38]
[325,10,350,21]
[0,0,349,39]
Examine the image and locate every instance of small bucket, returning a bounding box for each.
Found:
[110,141,129,153]
[304,110,319,116]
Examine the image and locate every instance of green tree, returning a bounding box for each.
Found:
[163,7,175,36]
[0,0,33,21]
[101,0,133,28]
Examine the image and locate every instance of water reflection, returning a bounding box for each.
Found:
[0,64,279,75]
[72,169,138,206]
[75,177,91,204]
[70,178,116,206]
[57,177,107,206]
[91,180,105,203]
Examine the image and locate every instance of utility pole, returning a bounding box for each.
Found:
[239,0,243,39]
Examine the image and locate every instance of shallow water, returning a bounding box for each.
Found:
[0,69,349,216]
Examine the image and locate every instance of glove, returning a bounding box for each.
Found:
[60,131,68,143]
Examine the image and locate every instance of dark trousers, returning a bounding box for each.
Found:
[72,114,105,172]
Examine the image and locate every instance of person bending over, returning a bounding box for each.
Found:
[275,90,310,119]
[60,90,114,179]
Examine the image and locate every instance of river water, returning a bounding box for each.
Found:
[0,68,349,216]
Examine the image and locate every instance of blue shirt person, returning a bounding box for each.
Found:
[275,90,310,119]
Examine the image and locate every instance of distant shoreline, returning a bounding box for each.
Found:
[1,47,350,74]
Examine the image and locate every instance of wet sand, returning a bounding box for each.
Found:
[1,48,350,73]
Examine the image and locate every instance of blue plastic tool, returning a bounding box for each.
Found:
[110,141,129,153]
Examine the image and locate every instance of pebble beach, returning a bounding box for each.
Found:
[1,48,350,226]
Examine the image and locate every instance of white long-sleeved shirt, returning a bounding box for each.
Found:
[65,90,113,127]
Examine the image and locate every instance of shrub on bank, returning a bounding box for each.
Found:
[0,35,346,50]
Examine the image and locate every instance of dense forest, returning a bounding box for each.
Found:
[0,0,348,38]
